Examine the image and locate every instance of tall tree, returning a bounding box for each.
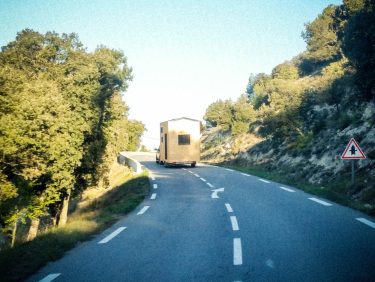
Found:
[341,0,375,100]
[0,30,138,246]
[302,5,342,66]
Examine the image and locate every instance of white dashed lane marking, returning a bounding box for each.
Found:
[150,193,157,200]
[230,216,240,231]
[308,197,332,206]
[225,203,234,213]
[207,182,214,188]
[279,186,295,193]
[356,218,375,229]
[200,177,207,182]
[225,168,234,172]
[233,238,243,265]
[39,273,61,282]
[98,227,127,244]
[137,206,150,215]
[153,184,158,189]
[258,178,270,184]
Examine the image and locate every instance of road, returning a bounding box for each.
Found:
[29,153,375,282]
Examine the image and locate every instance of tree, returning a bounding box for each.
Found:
[302,5,342,65]
[341,0,375,100]
[272,62,299,80]
[249,73,272,109]
[0,30,138,246]
[231,94,255,135]
[203,99,233,130]
[125,120,146,151]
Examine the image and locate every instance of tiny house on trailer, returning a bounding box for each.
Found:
[157,117,200,167]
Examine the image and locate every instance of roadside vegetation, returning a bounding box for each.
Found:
[0,30,145,250]
[202,0,375,214]
[0,168,150,282]
[218,162,373,215]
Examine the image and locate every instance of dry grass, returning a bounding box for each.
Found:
[0,169,150,282]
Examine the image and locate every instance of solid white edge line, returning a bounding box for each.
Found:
[230,216,239,231]
[233,238,243,265]
[225,203,234,213]
[279,186,295,193]
[356,218,375,229]
[153,184,158,189]
[200,177,207,182]
[98,227,126,244]
[207,182,214,188]
[258,178,270,184]
[308,197,332,206]
[38,273,61,282]
[151,193,157,200]
[137,206,150,215]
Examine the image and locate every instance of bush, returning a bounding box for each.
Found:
[231,121,249,136]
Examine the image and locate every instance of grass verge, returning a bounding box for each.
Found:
[218,162,375,216]
[0,171,150,282]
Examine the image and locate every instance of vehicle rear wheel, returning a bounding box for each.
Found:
[191,162,196,167]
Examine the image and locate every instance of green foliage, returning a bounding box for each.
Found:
[341,0,375,100]
[231,121,249,136]
[343,0,365,14]
[272,62,299,80]
[203,0,375,219]
[249,76,305,139]
[237,1,373,143]
[125,120,146,151]
[203,99,233,130]
[293,132,314,150]
[0,172,149,282]
[0,29,144,248]
[302,5,342,64]
[248,73,272,109]
[203,95,255,135]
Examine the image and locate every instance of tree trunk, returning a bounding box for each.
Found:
[52,215,58,227]
[58,193,71,227]
[11,220,18,248]
[0,223,5,251]
[27,218,40,241]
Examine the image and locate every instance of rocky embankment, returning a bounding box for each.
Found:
[201,102,375,213]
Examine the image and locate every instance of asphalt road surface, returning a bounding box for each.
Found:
[29,153,375,282]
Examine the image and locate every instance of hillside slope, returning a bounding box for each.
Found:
[201,0,375,214]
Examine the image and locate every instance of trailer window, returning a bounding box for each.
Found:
[178,134,190,145]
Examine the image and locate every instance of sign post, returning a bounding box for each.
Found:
[341,138,366,186]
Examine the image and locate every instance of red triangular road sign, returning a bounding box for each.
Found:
[341,138,366,159]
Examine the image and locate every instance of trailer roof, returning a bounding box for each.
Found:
[162,117,200,123]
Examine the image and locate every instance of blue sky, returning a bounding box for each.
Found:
[0,0,342,149]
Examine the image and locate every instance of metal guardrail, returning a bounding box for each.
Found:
[118,152,143,174]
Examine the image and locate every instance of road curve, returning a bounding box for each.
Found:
[28,153,375,282]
